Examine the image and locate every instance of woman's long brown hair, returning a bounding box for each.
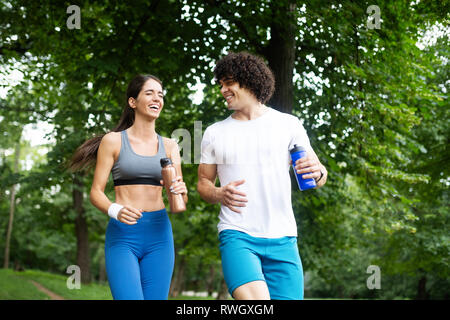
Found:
[69,74,163,172]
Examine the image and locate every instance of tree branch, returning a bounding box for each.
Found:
[205,0,267,56]
[0,104,53,121]
[0,42,32,56]
[105,0,161,102]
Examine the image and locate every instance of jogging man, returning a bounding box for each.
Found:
[197,52,327,300]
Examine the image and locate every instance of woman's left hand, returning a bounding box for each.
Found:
[166,176,188,195]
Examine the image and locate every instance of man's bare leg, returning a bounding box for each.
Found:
[232,280,270,300]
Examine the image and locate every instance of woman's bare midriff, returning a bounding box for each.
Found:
[114,184,165,212]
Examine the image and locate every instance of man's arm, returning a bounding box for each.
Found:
[309,147,327,188]
[294,147,328,189]
[197,163,221,204]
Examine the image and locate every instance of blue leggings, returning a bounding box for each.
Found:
[105,208,174,300]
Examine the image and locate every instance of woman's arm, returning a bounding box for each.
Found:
[90,132,142,224]
[166,138,188,203]
[89,133,118,213]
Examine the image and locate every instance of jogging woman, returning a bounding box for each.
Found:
[70,74,188,300]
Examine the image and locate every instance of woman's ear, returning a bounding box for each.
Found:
[128,97,136,109]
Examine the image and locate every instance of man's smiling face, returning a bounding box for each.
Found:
[219,77,257,110]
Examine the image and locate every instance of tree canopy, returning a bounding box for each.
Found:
[0,0,448,299]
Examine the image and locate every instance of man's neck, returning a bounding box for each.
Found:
[231,103,269,121]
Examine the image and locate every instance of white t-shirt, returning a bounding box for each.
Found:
[200,107,312,238]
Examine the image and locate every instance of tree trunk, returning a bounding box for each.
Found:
[72,174,91,283]
[216,277,229,300]
[3,142,20,269]
[170,254,186,297]
[417,275,428,300]
[265,0,297,114]
[98,246,106,282]
[206,264,216,297]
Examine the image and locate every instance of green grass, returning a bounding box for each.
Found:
[0,269,218,300]
[2,269,358,300]
[0,269,49,300]
[171,295,217,300]
[1,269,350,300]
[0,269,112,300]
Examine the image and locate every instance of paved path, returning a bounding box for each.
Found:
[30,280,65,300]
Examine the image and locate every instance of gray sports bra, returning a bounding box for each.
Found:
[111,130,166,186]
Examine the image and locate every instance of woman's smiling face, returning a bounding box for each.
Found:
[130,78,164,118]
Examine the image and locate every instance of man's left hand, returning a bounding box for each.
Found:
[291,154,323,181]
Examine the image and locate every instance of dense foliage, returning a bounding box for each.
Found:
[0,0,448,299]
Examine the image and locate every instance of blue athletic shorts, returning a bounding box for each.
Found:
[219,229,304,300]
[105,208,174,300]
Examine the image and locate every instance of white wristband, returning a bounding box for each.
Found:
[108,203,123,220]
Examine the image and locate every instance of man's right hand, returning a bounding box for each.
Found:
[218,179,248,213]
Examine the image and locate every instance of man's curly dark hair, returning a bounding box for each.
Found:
[213,52,275,104]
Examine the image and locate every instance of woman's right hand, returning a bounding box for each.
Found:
[117,205,143,225]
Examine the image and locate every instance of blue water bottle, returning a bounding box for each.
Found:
[290,144,316,191]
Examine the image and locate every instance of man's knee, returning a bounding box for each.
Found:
[232,280,270,300]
